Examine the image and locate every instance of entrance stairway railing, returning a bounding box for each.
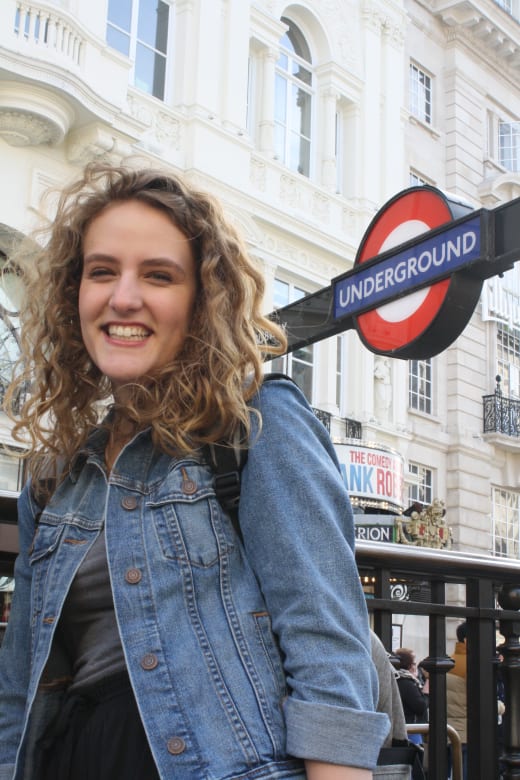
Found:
[356,540,520,780]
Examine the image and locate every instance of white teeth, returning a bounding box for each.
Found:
[107,325,150,339]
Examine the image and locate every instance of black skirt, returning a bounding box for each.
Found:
[39,672,160,780]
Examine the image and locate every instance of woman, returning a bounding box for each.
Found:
[0,163,389,780]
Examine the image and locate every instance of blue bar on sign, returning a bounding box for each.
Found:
[333,215,481,320]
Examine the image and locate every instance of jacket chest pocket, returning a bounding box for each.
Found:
[149,491,234,568]
[29,521,65,566]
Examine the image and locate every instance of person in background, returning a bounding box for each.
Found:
[371,632,408,749]
[446,622,467,780]
[394,648,429,747]
[0,163,389,780]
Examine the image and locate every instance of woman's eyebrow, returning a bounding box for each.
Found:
[83,254,187,275]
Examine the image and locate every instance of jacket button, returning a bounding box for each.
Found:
[141,653,158,670]
[167,736,186,755]
[122,496,138,510]
[125,568,142,584]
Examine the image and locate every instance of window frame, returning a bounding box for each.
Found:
[408,462,434,507]
[106,0,172,101]
[270,278,315,401]
[492,486,520,558]
[409,359,433,414]
[274,17,314,178]
[409,62,432,126]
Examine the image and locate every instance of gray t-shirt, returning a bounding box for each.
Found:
[58,529,126,691]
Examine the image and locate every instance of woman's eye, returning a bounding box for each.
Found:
[147,271,173,282]
[88,267,114,278]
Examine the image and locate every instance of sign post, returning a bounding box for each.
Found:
[270,186,520,359]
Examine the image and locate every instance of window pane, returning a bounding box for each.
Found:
[135,43,166,98]
[293,63,312,86]
[108,0,132,32]
[106,25,131,56]
[292,360,312,399]
[274,279,290,308]
[138,0,168,53]
[282,17,312,63]
[274,74,287,123]
[291,85,311,137]
[277,51,288,71]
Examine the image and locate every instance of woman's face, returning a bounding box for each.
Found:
[79,199,197,393]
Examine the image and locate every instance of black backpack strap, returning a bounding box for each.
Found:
[205,372,292,540]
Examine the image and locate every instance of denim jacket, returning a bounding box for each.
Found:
[0,379,389,780]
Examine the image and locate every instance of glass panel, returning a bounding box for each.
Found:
[274,74,287,122]
[274,124,286,162]
[292,360,312,400]
[106,25,131,56]
[293,63,312,86]
[107,0,132,32]
[282,17,311,63]
[135,44,166,98]
[138,0,168,53]
[277,51,288,71]
[274,279,290,308]
[295,87,311,137]
[293,343,313,364]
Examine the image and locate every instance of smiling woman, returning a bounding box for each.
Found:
[0,163,389,780]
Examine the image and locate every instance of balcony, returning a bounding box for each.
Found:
[357,540,520,780]
[483,378,520,437]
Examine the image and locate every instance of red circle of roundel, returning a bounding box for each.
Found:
[355,189,453,353]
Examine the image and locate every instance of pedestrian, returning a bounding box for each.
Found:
[446,622,468,780]
[394,648,429,746]
[0,163,389,780]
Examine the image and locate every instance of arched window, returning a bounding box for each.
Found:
[274,18,313,177]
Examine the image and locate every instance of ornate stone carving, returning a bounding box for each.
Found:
[0,83,73,147]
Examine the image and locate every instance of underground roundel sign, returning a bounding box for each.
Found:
[333,186,484,359]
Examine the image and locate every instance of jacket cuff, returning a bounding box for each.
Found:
[285,697,390,769]
[0,765,15,780]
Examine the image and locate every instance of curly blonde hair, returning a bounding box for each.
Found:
[5,163,287,484]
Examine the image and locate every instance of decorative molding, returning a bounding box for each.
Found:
[0,83,73,147]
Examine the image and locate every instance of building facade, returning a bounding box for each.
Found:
[1,0,520,642]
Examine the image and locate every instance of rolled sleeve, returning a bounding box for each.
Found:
[285,698,389,768]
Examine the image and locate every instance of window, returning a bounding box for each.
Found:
[499,121,520,172]
[408,463,433,507]
[492,487,520,558]
[495,0,520,23]
[409,170,433,187]
[274,18,313,177]
[409,63,432,125]
[497,323,520,397]
[106,0,170,100]
[409,359,432,413]
[271,279,314,400]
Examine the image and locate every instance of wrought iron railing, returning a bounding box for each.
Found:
[357,541,520,780]
[483,377,520,437]
[312,407,332,431]
[345,416,362,439]
[311,409,362,439]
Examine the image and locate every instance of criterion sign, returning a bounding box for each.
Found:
[333,186,486,359]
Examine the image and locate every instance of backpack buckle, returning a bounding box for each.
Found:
[214,471,241,509]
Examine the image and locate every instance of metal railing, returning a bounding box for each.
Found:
[483,385,520,437]
[357,540,520,780]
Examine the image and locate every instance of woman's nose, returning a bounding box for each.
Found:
[109,274,142,311]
